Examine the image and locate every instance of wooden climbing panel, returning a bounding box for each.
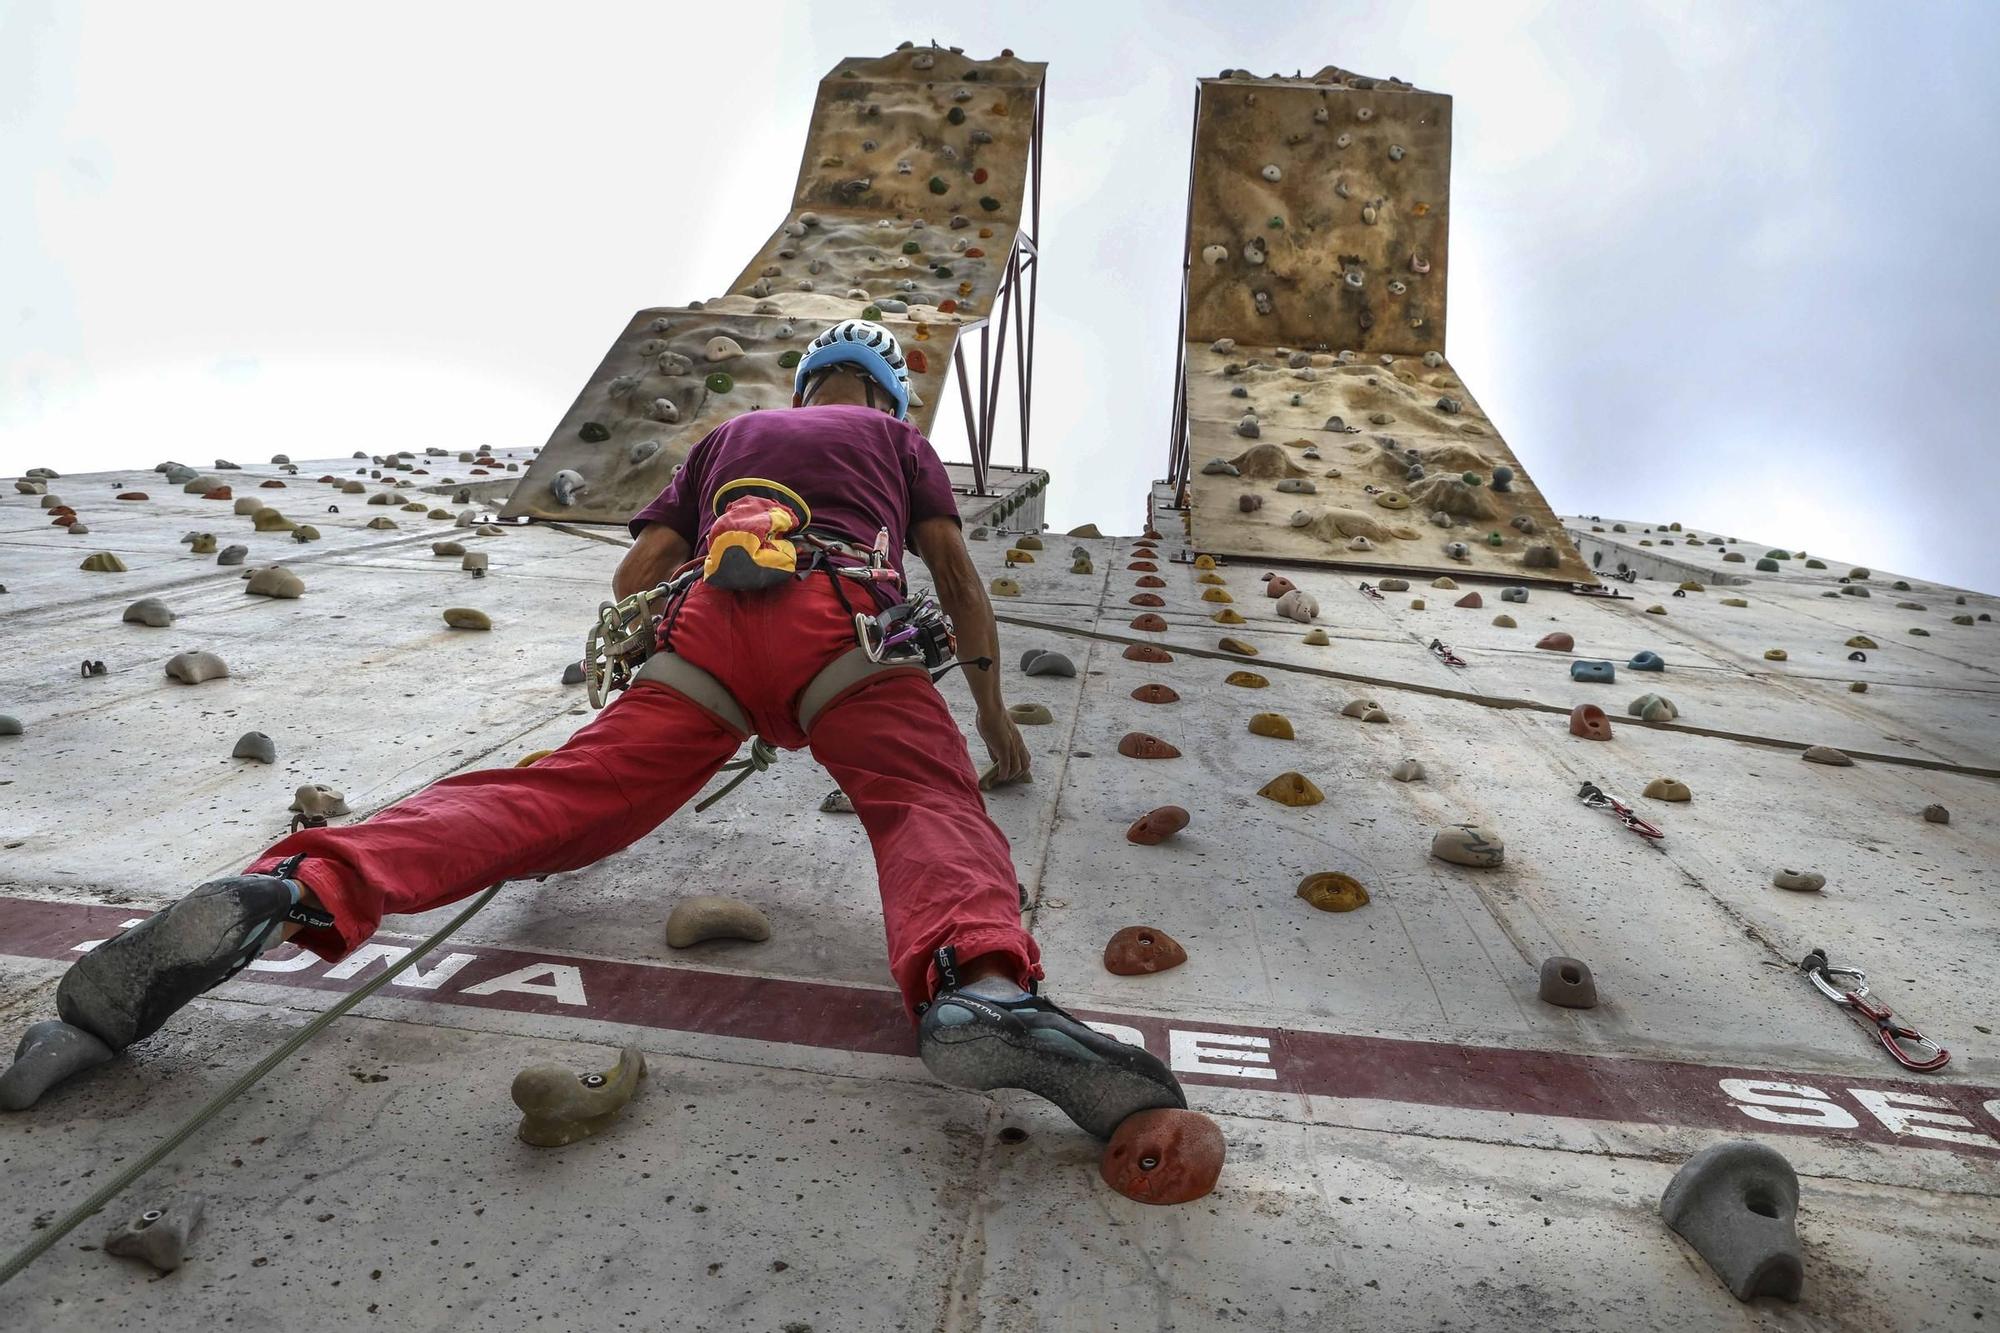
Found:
[1179,66,1593,585]
[505,46,1045,525]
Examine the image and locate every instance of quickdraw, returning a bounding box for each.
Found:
[1358,582,1386,602]
[1428,638,1467,668]
[1800,949,1950,1073]
[1576,781,1665,842]
[1568,583,1631,599]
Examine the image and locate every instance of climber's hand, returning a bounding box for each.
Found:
[977,708,1031,784]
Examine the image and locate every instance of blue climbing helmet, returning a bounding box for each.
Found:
[792,319,912,420]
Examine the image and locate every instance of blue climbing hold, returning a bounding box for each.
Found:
[1628,651,1666,672]
[1571,660,1616,684]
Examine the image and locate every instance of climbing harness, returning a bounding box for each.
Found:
[1357,582,1386,602]
[0,883,504,1289]
[1428,638,1467,668]
[1576,781,1665,842]
[1800,949,1950,1073]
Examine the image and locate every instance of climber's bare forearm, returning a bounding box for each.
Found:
[614,525,691,600]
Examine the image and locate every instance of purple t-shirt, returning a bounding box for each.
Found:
[628,405,960,578]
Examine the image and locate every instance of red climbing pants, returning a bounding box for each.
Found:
[245,576,1039,1019]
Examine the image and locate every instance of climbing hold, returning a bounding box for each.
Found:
[217,543,249,565]
[512,1047,647,1148]
[1339,699,1382,721]
[1922,804,1950,824]
[1238,494,1263,513]
[1628,651,1666,672]
[1021,650,1076,678]
[1492,614,1516,628]
[1391,759,1425,783]
[443,608,492,630]
[1193,555,1217,570]
[1374,491,1409,510]
[251,509,296,532]
[818,789,854,815]
[1274,589,1318,622]
[1431,577,1459,590]
[703,336,744,361]
[103,1192,206,1274]
[1756,558,1780,572]
[1644,778,1692,802]
[666,896,771,948]
[1570,660,1615,683]
[1629,693,1679,723]
[1276,478,1315,495]
[122,597,175,627]
[1840,584,1870,598]
[1131,684,1181,705]
[561,661,587,686]
[231,731,276,763]
[1453,592,1483,609]
[1258,772,1323,806]
[164,651,229,684]
[462,552,489,573]
[293,525,321,542]
[1763,649,1788,662]
[1849,681,1867,692]
[1100,1108,1226,1206]
[233,496,265,515]
[1217,636,1258,656]
[1201,587,1233,604]
[1720,598,1749,608]
[1430,825,1505,868]
[1377,578,1409,592]
[1491,466,1514,492]
[1772,868,1825,892]
[1295,872,1368,913]
[1118,733,1181,759]
[78,552,127,573]
[1103,926,1188,976]
[1302,628,1330,646]
[1248,712,1294,739]
[1015,535,1045,551]
[1569,705,1613,740]
[1126,806,1190,845]
[1071,556,1094,574]
[1130,613,1167,631]
[1680,581,1705,593]
[1124,644,1173,664]
[1538,957,1598,1009]
[364,517,398,530]
[1659,1140,1804,1303]
[433,541,466,557]
[990,577,1022,597]
[1005,548,1036,564]
[1500,586,1528,604]
[0,1019,116,1111]
[245,566,304,599]
[1801,745,1853,767]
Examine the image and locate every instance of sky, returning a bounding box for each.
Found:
[4,0,1998,590]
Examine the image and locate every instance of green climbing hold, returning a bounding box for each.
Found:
[861,305,882,321]
[705,372,733,394]
[1804,558,1826,569]
[1461,471,1482,486]
[1766,550,1791,560]
[1486,532,1503,547]
[1756,558,1780,572]
[931,265,953,279]
[947,106,966,125]
[979,196,1001,211]
[1267,215,1284,229]
[902,240,921,254]
[778,350,801,369]
[929,177,949,195]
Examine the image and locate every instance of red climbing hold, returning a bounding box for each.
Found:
[1118,733,1181,759]
[1569,704,1613,740]
[1129,593,1166,607]
[1125,805,1190,845]
[1265,575,1297,598]
[1130,613,1169,632]
[938,299,958,313]
[1124,644,1174,664]
[115,491,149,501]
[1135,574,1166,588]
[1537,632,1575,652]
[1454,592,1483,609]
[203,486,232,500]
[964,247,985,258]
[1130,684,1180,704]
[1129,561,1158,572]
[1102,926,1188,976]
[973,168,989,185]
[1101,1109,1226,1205]
[907,349,928,374]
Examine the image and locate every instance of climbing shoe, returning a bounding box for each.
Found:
[55,855,333,1053]
[917,955,1186,1140]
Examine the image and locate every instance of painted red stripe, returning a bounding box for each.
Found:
[3,896,1994,1156]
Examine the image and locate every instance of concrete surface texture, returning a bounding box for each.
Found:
[1,449,1997,1331]
[503,44,1040,526]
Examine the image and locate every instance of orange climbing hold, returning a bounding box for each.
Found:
[1129,561,1158,572]
[1135,574,1166,588]
[1102,926,1188,976]
[1569,704,1613,740]
[1258,772,1324,806]
[1125,805,1190,845]
[1224,671,1268,688]
[1129,593,1166,607]
[1454,592,1483,609]
[1130,613,1169,632]
[1537,632,1575,652]
[1131,684,1180,704]
[1265,576,1296,598]
[1124,644,1174,664]
[1118,733,1181,760]
[906,349,928,374]
[1101,1109,1226,1206]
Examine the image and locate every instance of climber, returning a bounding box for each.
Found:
[0,319,1186,1141]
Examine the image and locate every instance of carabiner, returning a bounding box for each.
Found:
[1576,781,1665,841]
[1799,949,1950,1073]
[1357,582,1385,602]
[1429,638,1467,668]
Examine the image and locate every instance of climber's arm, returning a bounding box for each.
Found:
[614,523,691,600]
[913,515,1029,781]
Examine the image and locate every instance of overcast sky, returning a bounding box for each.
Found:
[4,1,1997,589]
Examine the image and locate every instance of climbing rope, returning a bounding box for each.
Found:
[694,738,780,813]
[0,883,504,1289]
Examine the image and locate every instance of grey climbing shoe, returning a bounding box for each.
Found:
[55,855,333,1053]
[917,952,1186,1140]
[0,1020,115,1111]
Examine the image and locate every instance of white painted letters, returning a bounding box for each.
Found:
[1718,1079,1860,1129]
[461,963,588,1007]
[1170,1030,1276,1080]
[1850,1090,1997,1149]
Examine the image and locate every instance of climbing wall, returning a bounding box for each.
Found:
[1178,66,1592,586]
[504,44,1044,525]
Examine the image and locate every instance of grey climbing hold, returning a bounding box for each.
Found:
[0,1019,116,1111]
[1235,416,1260,439]
[1430,825,1504,868]
[819,789,855,814]
[0,715,20,736]
[1274,589,1318,622]
[550,469,588,506]
[232,731,277,763]
[122,597,176,627]
[245,566,304,599]
[1772,868,1825,892]
[1391,759,1425,783]
[462,552,489,573]
[103,1192,206,1273]
[432,541,466,557]
[217,544,248,566]
[1275,478,1316,495]
[1801,745,1853,767]
[665,896,771,948]
[512,1047,646,1148]
[561,661,586,685]
[1523,545,1560,569]
[1922,804,1950,825]
[1500,587,1528,604]
[164,651,229,684]
[1021,649,1076,678]
[1538,957,1598,1009]
[1659,1140,1804,1302]
[290,784,349,817]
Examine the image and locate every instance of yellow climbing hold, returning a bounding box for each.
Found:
[1302,628,1330,646]
[1374,492,1409,510]
[1218,636,1258,656]
[1296,872,1368,912]
[79,552,127,573]
[1212,608,1246,624]
[1764,648,1788,661]
[1846,635,1877,649]
[1492,614,1516,628]
[1194,554,1217,570]
[1248,712,1294,739]
[1197,572,1227,586]
[1679,581,1704,592]
[989,577,1021,597]
[1225,670,1269,688]
[1645,604,1666,615]
[1202,587,1233,603]
[1004,549,1035,563]
[1259,772,1324,807]
[1431,577,1458,590]
[1409,598,1426,611]
[1015,534,1044,550]
[1720,598,1749,608]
